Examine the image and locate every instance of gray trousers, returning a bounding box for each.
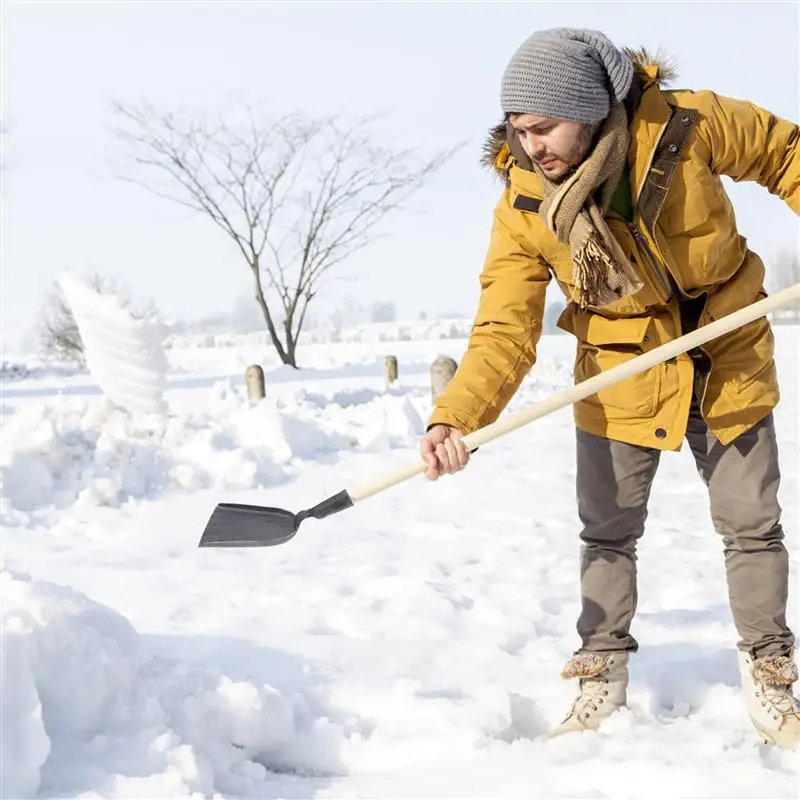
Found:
[576,392,794,659]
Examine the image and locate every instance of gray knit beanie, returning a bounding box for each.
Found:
[501,28,634,123]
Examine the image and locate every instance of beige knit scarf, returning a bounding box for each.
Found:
[536,102,643,309]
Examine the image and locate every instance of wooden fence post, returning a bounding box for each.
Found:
[385,355,398,386]
[430,355,457,403]
[245,364,265,401]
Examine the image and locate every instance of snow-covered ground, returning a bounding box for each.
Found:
[2,326,798,798]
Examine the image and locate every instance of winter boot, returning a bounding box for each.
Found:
[550,652,629,737]
[738,650,800,750]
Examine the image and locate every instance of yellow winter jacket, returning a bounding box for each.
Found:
[428,55,800,450]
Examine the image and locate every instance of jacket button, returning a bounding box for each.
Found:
[668,144,679,153]
[655,428,667,439]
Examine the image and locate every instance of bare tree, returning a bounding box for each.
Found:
[40,279,86,361]
[110,102,457,367]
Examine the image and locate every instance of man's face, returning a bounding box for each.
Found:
[508,113,597,181]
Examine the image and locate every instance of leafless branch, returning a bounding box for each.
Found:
[110,101,458,366]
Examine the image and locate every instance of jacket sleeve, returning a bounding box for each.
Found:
[693,91,800,213]
[427,189,551,434]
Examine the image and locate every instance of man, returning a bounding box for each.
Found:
[420,28,799,748]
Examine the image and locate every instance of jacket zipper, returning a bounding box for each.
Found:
[691,292,714,419]
[634,119,669,201]
[630,215,713,419]
[629,115,675,303]
[628,221,671,301]
[631,113,715,420]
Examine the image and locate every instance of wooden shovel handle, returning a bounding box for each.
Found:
[348,283,800,503]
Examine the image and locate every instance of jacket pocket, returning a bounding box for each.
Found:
[569,313,661,418]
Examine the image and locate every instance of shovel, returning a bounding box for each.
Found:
[198,282,800,548]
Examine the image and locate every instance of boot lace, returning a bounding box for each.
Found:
[567,675,610,719]
[756,682,800,721]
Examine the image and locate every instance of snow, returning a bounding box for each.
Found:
[0,382,432,520]
[1,324,798,798]
[57,272,169,416]
[1,567,303,799]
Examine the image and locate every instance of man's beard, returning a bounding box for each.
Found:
[548,121,602,183]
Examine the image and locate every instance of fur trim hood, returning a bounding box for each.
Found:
[481,48,679,175]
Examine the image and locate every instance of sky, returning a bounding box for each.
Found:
[2,1,799,350]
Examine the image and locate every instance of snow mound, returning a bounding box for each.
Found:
[0,382,432,521]
[1,567,303,799]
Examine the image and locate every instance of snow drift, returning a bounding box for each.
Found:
[0,382,428,521]
[0,567,348,799]
[1,330,797,799]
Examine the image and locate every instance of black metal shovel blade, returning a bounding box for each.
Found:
[199,503,300,548]
[198,490,354,548]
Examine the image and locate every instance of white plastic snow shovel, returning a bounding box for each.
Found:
[198,282,800,548]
